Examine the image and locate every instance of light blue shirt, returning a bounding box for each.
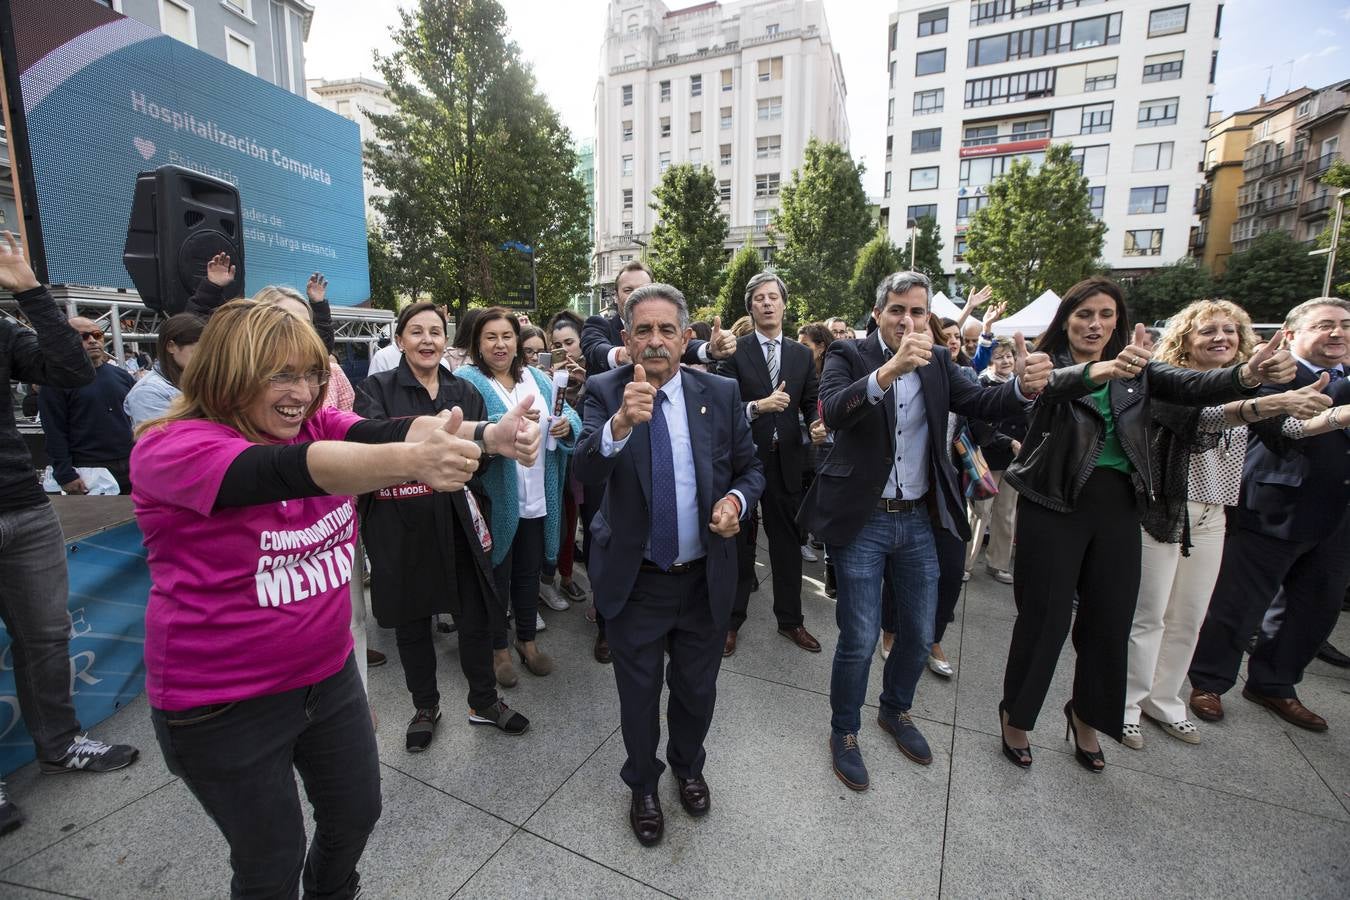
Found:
[123,366,180,430]
[866,363,931,501]
[602,368,745,563]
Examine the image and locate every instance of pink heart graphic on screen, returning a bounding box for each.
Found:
[133,138,156,160]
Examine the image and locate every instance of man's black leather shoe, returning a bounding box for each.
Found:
[676,776,710,817]
[629,792,664,846]
[1317,641,1350,668]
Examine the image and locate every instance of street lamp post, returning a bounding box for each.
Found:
[906,218,917,270]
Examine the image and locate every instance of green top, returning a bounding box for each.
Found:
[1089,380,1133,474]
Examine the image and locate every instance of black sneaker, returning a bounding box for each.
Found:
[40,735,139,775]
[468,698,530,735]
[406,707,441,753]
[0,781,23,836]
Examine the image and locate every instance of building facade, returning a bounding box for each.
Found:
[882,0,1222,282]
[1192,102,1271,275]
[593,0,849,294]
[307,76,393,219]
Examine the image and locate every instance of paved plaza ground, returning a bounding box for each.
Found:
[1,538,1348,898]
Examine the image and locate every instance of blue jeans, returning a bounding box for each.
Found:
[828,506,938,736]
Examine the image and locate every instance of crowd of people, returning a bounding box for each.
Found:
[1,227,1347,894]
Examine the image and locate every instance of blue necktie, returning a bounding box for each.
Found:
[1320,368,1344,382]
[648,389,679,570]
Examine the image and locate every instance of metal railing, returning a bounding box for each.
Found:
[1300,194,1335,217]
[1306,151,1341,177]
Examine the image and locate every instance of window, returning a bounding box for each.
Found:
[960,150,1045,187]
[918,9,948,37]
[765,23,779,36]
[1012,118,1048,135]
[622,189,634,211]
[754,208,773,229]
[690,111,702,134]
[1297,99,1313,119]
[223,0,252,18]
[660,116,671,138]
[757,97,783,121]
[623,84,634,105]
[956,195,990,225]
[721,69,733,92]
[1071,145,1110,177]
[1085,72,1116,92]
[910,166,940,191]
[757,135,782,159]
[889,22,898,52]
[888,98,895,127]
[886,135,894,159]
[659,80,671,102]
[659,151,671,173]
[1089,186,1105,218]
[1133,141,1174,171]
[1080,102,1113,134]
[720,144,732,166]
[758,57,783,82]
[1129,186,1169,214]
[623,221,634,236]
[690,147,703,166]
[916,49,946,76]
[1214,2,1222,36]
[1142,52,1184,83]
[965,125,998,145]
[623,121,633,142]
[622,155,634,177]
[912,128,942,153]
[914,88,944,115]
[884,171,892,198]
[1209,50,1218,84]
[159,0,196,46]
[760,247,776,264]
[889,61,896,89]
[954,236,968,260]
[964,67,1055,108]
[755,173,781,197]
[1124,229,1164,256]
[719,179,731,202]
[1138,97,1179,128]
[1148,5,1189,37]
[225,29,256,74]
[907,204,937,224]
[690,74,702,97]
[335,99,350,116]
[967,12,1121,68]
[721,106,733,129]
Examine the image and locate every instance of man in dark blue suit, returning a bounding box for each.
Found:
[574,283,764,847]
[1189,298,1350,731]
[799,271,1052,791]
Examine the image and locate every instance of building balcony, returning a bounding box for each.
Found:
[960,128,1049,148]
[1189,231,1207,251]
[1194,192,1211,215]
[1299,194,1335,218]
[1261,150,1305,178]
[1263,191,1300,214]
[1305,151,1341,178]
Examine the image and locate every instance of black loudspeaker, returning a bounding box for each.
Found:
[123,165,244,315]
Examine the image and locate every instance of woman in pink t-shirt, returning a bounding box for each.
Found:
[131,299,541,899]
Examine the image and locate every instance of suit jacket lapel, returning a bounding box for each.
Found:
[683,373,713,521]
[746,334,775,394]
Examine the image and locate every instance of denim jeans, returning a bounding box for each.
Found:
[0,501,83,762]
[151,654,381,899]
[828,506,938,736]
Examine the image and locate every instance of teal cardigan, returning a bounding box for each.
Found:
[456,365,581,567]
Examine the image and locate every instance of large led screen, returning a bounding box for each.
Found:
[2,0,370,304]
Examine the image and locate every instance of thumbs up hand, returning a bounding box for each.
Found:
[707,315,738,359]
[414,406,479,492]
[757,380,792,414]
[490,394,542,466]
[1013,331,1053,395]
[1095,323,1155,382]
[1274,371,1335,419]
[1241,329,1298,386]
[613,363,657,439]
[878,314,934,388]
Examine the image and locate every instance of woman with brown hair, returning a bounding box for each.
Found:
[123,312,205,428]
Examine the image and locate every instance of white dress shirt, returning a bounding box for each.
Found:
[489,373,547,520]
[746,330,783,424]
[866,364,931,500]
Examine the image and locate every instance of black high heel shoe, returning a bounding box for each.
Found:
[1063,700,1105,773]
[999,701,1032,768]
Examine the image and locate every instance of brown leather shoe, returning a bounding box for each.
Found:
[676,775,711,817]
[593,634,611,665]
[723,630,738,657]
[629,792,664,846]
[1242,688,1328,732]
[778,625,821,652]
[365,647,387,668]
[1189,689,1224,722]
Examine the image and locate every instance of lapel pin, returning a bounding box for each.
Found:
[700,406,707,415]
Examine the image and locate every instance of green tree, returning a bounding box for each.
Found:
[773,138,873,321]
[1311,159,1350,296]
[965,142,1106,311]
[366,0,589,321]
[716,242,762,327]
[898,216,945,289]
[1219,230,1324,322]
[848,229,901,324]
[365,220,400,311]
[1125,258,1216,325]
[647,164,728,308]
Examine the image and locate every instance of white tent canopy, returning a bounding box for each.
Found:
[991,289,1061,338]
[930,292,978,325]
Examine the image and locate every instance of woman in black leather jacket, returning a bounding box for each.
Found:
[995,277,1295,773]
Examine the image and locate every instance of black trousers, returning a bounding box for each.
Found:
[493,516,545,648]
[393,524,503,712]
[1001,470,1140,740]
[151,654,380,899]
[607,561,723,794]
[731,451,803,631]
[1189,512,1350,699]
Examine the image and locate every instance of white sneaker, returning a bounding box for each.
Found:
[538,578,570,611]
[800,544,818,562]
[986,565,1014,584]
[535,612,547,632]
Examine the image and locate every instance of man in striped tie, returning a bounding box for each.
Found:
[574,283,765,847]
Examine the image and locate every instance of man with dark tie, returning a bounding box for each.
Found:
[800,271,1052,791]
[574,283,764,846]
[1189,298,1350,731]
[714,272,821,656]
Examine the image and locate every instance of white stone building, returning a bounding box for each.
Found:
[307,76,392,220]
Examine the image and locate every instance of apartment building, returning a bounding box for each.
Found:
[1190,97,1281,275]
[307,76,393,218]
[593,0,849,291]
[882,0,1222,280]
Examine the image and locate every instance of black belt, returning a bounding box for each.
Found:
[639,557,706,575]
[877,496,926,513]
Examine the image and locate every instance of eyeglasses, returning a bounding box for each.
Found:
[78,330,105,341]
[1306,319,1350,334]
[267,370,330,389]
[522,347,543,359]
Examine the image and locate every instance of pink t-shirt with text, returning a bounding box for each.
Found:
[132,407,363,710]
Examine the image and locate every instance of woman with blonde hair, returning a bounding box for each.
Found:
[1124,298,1337,749]
[131,299,538,897]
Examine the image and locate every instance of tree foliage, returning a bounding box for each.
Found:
[1310,159,1350,296]
[1125,258,1216,325]
[648,163,729,308]
[365,0,589,321]
[848,229,901,325]
[717,242,762,327]
[773,138,873,322]
[365,220,400,311]
[964,142,1106,311]
[899,216,946,291]
[1218,230,1324,322]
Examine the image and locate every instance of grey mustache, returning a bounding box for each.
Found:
[641,347,671,360]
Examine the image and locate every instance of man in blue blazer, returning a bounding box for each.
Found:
[798,271,1052,792]
[574,283,765,847]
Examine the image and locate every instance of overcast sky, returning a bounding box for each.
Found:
[305,0,1350,197]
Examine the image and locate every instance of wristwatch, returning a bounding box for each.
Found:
[473,421,492,456]
[748,400,759,419]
